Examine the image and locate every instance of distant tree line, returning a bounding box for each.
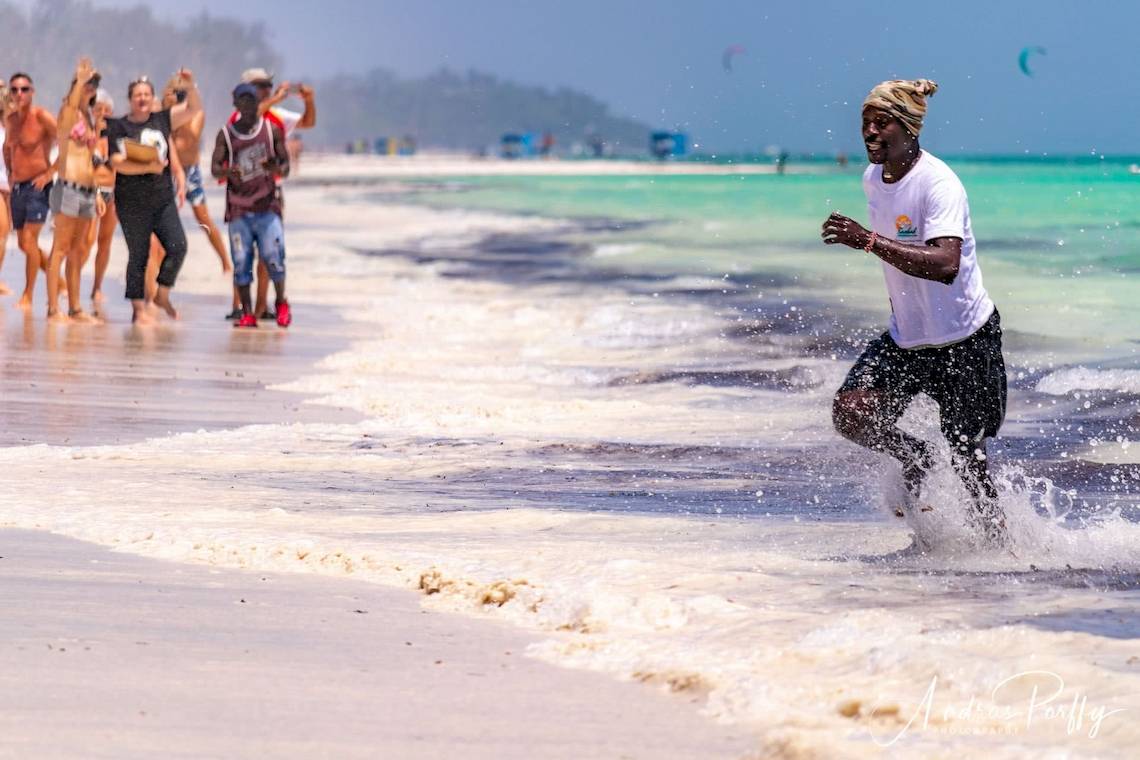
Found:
[307,68,651,153]
[0,0,279,132]
[0,1,649,153]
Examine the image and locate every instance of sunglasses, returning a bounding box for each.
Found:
[11,86,31,93]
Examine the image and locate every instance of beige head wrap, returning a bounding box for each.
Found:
[863,79,938,136]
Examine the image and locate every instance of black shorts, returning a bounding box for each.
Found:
[838,309,1007,447]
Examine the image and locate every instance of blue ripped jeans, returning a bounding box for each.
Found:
[229,211,285,286]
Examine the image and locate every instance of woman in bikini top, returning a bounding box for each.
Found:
[56,67,102,192]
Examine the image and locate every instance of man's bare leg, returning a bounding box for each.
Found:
[254,259,272,316]
[833,389,932,500]
[16,223,46,309]
[947,438,1007,544]
[192,204,230,269]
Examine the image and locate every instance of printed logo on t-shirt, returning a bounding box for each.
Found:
[895,214,918,239]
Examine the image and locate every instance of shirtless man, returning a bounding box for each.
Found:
[155,78,230,275]
[3,72,57,309]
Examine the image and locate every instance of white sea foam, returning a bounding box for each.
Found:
[1036,367,1140,396]
[2,177,1137,756]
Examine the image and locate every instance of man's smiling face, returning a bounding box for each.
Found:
[862,106,910,164]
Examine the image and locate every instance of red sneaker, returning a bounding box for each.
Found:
[234,313,257,328]
[275,301,292,328]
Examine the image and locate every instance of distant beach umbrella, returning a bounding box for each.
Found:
[1018,46,1047,77]
[722,44,746,72]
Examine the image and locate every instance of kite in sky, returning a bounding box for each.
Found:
[1018,46,1047,77]
[722,44,746,72]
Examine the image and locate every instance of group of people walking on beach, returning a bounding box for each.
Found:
[0,59,316,327]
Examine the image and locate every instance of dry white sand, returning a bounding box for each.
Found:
[289,152,827,181]
[0,529,751,759]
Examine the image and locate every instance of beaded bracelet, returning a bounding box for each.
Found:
[864,232,878,253]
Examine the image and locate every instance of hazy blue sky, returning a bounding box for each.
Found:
[47,1,1140,153]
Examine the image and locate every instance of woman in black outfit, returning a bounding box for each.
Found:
[106,70,201,324]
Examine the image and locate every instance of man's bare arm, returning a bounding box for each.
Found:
[296,84,316,129]
[210,129,232,181]
[821,212,962,285]
[37,107,58,160]
[3,125,12,177]
[169,70,202,131]
[258,82,291,117]
[186,109,206,141]
[269,124,290,178]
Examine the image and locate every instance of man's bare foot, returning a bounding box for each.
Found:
[68,309,97,324]
[0,282,11,296]
[47,309,70,324]
[15,295,32,310]
[152,291,179,320]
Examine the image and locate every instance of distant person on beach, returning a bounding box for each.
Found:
[85,87,117,315]
[105,71,201,324]
[225,67,315,321]
[211,83,291,328]
[821,79,1008,544]
[45,58,102,323]
[3,72,57,310]
[0,86,14,296]
[146,76,230,287]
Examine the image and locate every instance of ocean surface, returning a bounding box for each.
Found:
[2,156,1138,757]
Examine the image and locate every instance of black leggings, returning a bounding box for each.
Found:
[118,198,187,300]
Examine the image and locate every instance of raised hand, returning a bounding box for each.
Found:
[175,68,196,88]
[75,57,97,85]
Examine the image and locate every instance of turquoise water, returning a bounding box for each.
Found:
[404,158,1140,361]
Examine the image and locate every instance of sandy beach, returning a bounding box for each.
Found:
[0,183,755,758]
[0,529,750,759]
[1,156,1137,758]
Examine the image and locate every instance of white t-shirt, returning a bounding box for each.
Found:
[863,150,994,349]
[270,107,301,137]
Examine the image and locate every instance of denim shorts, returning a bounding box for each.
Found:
[11,180,52,229]
[185,164,206,207]
[229,211,285,286]
[49,181,98,219]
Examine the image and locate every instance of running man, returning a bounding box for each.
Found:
[820,79,1008,544]
[3,72,57,309]
[212,83,291,328]
[226,67,315,320]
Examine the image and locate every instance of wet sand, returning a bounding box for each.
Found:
[0,291,357,447]
[0,263,753,757]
